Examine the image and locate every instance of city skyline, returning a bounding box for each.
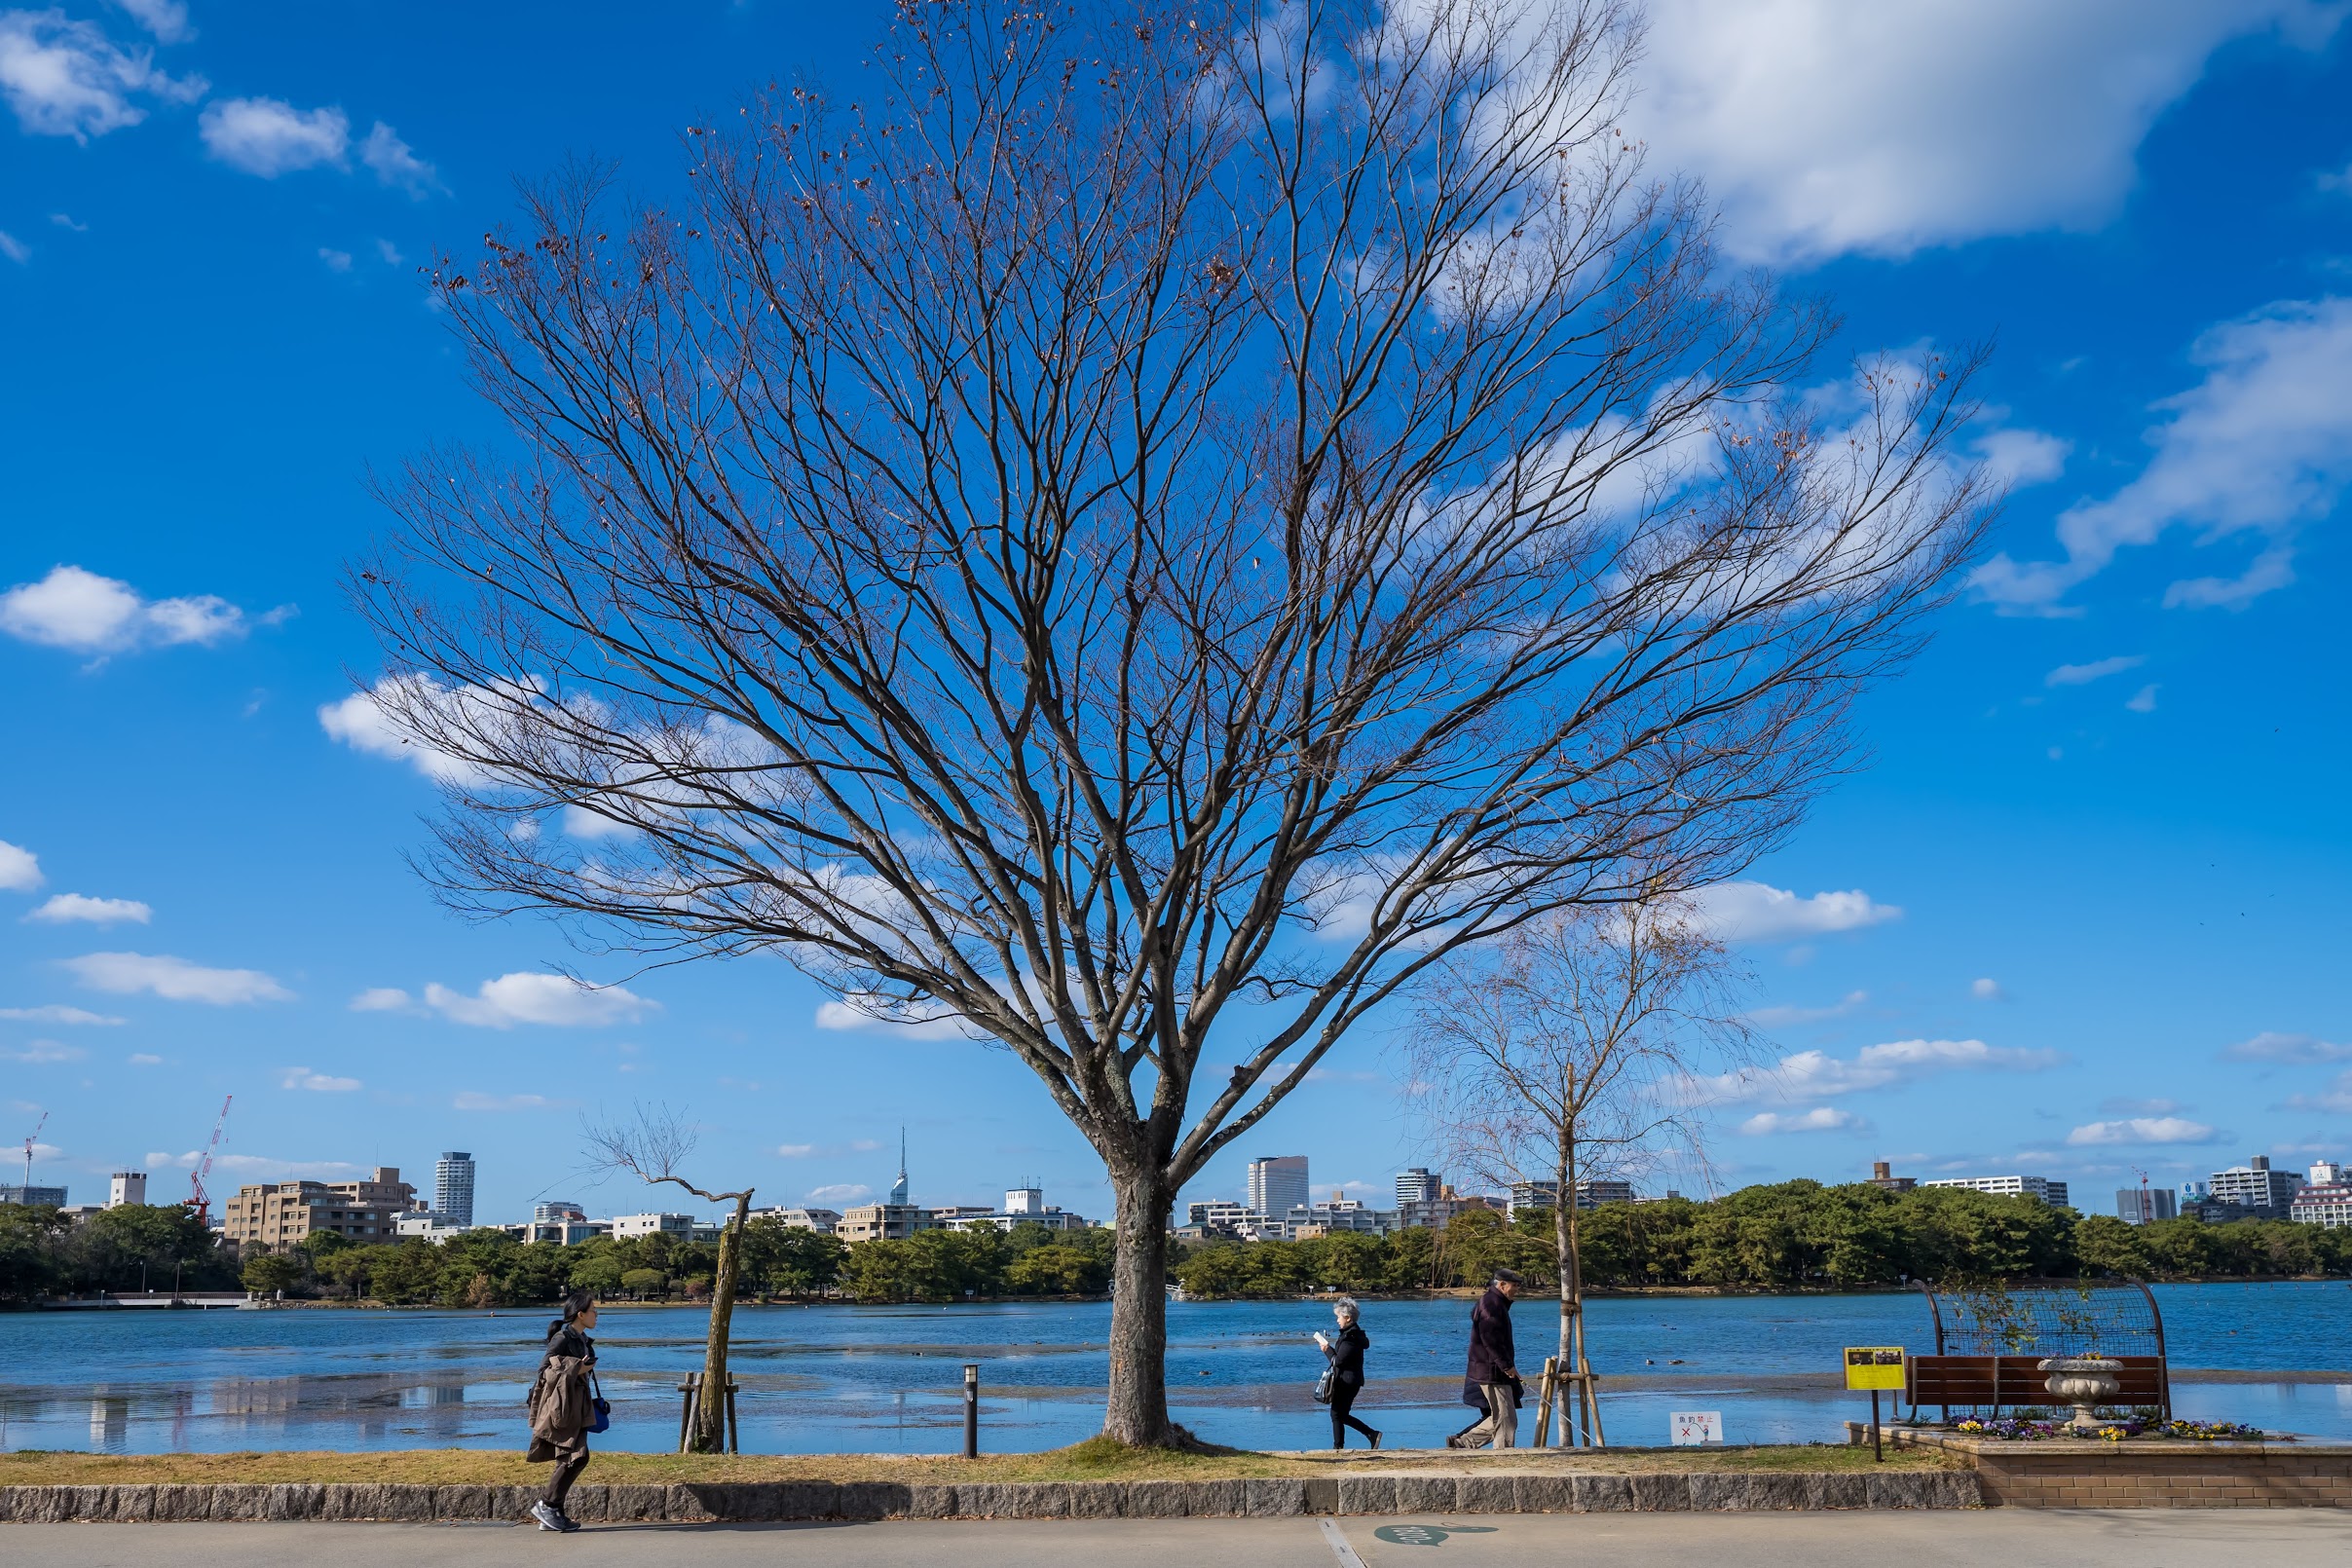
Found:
[4,3,2350,1229]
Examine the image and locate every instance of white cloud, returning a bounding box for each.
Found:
[376,237,403,265]
[1693,881,1901,944]
[814,996,978,1040]
[2282,1073,2352,1115]
[145,1150,363,1181]
[1969,977,2006,1001]
[454,1091,566,1111]
[2045,654,2145,687]
[806,1183,872,1206]
[0,839,40,891]
[1631,1,2345,263]
[0,229,26,264]
[49,211,85,230]
[0,1004,124,1025]
[280,1066,361,1093]
[106,0,191,44]
[1,1040,85,1064]
[317,246,352,272]
[60,951,293,1005]
[1974,427,2071,489]
[1699,1036,2060,1105]
[423,973,653,1028]
[1975,298,2352,614]
[0,564,245,653]
[1739,1106,1862,1136]
[26,893,150,925]
[2067,1116,2219,1146]
[349,987,415,1013]
[2125,684,2160,713]
[359,121,439,196]
[128,1051,161,1064]
[0,9,204,140]
[776,1143,817,1157]
[1747,989,1867,1028]
[198,95,348,175]
[317,677,489,783]
[2222,1030,2351,1064]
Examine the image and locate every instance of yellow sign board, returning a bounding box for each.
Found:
[1844,1346,1906,1391]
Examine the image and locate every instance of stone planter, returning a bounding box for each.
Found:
[2037,1356,2124,1433]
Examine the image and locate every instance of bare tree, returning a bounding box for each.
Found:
[1410,892,1748,1444]
[584,1105,752,1453]
[356,0,1993,1444]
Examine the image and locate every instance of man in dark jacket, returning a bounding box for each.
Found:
[1450,1268,1522,1448]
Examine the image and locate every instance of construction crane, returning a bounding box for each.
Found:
[18,1110,46,1192]
[186,1095,233,1230]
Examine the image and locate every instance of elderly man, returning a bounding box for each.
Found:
[1449,1268,1523,1449]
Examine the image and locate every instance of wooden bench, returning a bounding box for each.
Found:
[1905,1354,2170,1419]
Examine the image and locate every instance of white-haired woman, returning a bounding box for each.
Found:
[1315,1297,1380,1449]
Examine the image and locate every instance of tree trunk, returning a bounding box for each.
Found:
[1102,1176,1179,1446]
[692,1191,753,1453]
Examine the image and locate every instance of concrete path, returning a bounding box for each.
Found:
[8,1509,2348,1567]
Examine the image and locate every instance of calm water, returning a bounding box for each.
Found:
[3,1282,2348,1456]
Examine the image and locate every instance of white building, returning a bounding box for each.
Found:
[761,1207,842,1234]
[2290,1184,2352,1229]
[1247,1156,1310,1220]
[108,1171,147,1209]
[524,1216,612,1245]
[1922,1175,2072,1208]
[943,1187,1090,1233]
[2208,1156,2303,1211]
[610,1212,700,1239]
[396,1213,467,1243]
[1396,1169,1442,1207]
[2309,1161,2345,1186]
[1281,1199,1397,1236]
[434,1153,476,1228]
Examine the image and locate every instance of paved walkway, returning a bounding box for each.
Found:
[8,1510,2349,1567]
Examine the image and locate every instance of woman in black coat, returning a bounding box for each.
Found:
[526,1290,599,1532]
[1315,1297,1381,1449]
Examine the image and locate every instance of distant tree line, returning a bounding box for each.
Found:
[8,1184,2345,1309]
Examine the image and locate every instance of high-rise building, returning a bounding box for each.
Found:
[2207,1156,2302,1212]
[1921,1175,2070,1207]
[108,1172,148,1208]
[2116,1186,2178,1224]
[434,1153,476,1228]
[887,1129,911,1207]
[1396,1168,1441,1207]
[1248,1156,1309,1219]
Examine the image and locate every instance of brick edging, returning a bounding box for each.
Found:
[0,1471,1979,1523]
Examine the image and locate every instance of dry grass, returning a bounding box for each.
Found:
[0,1441,1960,1487]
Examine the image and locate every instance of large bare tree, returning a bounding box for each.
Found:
[1410,892,1749,1444]
[357,0,1993,1444]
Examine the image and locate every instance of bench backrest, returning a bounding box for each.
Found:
[1904,1354,2168,1411]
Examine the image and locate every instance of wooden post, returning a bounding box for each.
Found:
[1533,1357,1560,1448]
[726,1378,740,1454]
[677,1372,699,1453]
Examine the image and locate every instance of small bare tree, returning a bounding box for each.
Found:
[357,0,1993,1444]
[1410,893,1749,1444]
[584,1105,752,1453]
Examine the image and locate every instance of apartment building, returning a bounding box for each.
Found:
[221,1167,417,1251]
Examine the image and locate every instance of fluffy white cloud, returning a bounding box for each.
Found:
[1975,298,2352,615]
[280,1065,361,1093]
[60,951,293,1005]
[1747,990,1867,1028]
[1970,978,2006,1001]
[814,996,978,1040]
[2067,1116,2219,1146]
[105,0,191,44]
[317,677,491,783]
[1632,0,2345,262]
[0,838,39,891]
[26,893,150,925]
[198,95,348,174]
[0,229,26,264]
[349,987,415,1013]
[454,1091,567,1111]
[144,1150,362,1180]
[128,1051,161,1064]
[806,1183,873,1206]
[317,245,352,272]
[1,1040,85,1064]
[1699,1036,2060,1104]
[1739,1106,1862,1136]
[2045,654,2145,687]
[0,1004,124,1024]
[0,8,203,140]
[359,120,439,195]
[1692,881,1901,944]
[2282,1073,2352,1115]
[0,565,246,653]
[422,973,653,1028]
[2223,1030,2351,1063]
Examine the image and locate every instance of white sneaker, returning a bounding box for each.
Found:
[530,1501,565,1532]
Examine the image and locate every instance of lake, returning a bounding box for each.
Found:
[4,1282,2348,1456]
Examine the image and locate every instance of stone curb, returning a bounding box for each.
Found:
[0,1472,1980,1522]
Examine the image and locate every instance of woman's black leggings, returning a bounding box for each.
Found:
[1329,1382,1377,1448]
[544,1444,590,1510]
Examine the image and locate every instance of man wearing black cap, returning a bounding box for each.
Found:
[1449,1268,1522,1448]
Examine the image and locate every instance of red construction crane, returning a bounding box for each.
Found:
[18,1110,46,1192]
[186,1095,232,1230]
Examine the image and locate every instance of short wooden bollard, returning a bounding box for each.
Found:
[963,1363,980,1459]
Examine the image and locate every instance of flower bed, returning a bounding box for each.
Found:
[1951,1416,2266,1443]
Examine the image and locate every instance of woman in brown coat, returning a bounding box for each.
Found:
[527,1291,599,1532]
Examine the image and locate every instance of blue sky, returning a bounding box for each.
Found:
[3,1,2349,1227]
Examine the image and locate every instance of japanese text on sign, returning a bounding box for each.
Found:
[1669,1410,1723,1445]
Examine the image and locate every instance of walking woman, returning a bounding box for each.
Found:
[1315,1297,1381,1450]
[526,1290,600,1533]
